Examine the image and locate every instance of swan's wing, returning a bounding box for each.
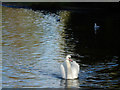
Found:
[60,64,65,79]
[75,61,80,73]
[71,61,80,78]
[72,61,79,72]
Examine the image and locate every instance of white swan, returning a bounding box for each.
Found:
[60,55,80,79]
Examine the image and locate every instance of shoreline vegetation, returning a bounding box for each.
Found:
[2,2,120,14]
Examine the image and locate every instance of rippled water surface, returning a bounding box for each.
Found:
[2,6,120,88]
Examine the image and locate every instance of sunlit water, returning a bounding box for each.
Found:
[2,7,120,89]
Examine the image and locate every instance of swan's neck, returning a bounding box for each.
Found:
[66,60,72,78]
[66,60,71,69]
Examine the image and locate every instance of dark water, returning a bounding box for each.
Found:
[2,6,120,89]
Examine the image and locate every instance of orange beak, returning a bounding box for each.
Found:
[69,59,73,62]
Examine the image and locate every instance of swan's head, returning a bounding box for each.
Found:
[66,55,73,62]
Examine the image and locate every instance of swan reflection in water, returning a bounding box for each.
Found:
[60,79,80,88]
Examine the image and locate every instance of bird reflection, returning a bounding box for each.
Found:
[60,79,80,88]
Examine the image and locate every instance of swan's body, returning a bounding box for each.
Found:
[60,55,79,79]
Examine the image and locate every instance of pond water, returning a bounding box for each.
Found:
[2,6,120,89]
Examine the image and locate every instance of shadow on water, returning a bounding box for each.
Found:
[62,7,120,89]
[65,12,120,56]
